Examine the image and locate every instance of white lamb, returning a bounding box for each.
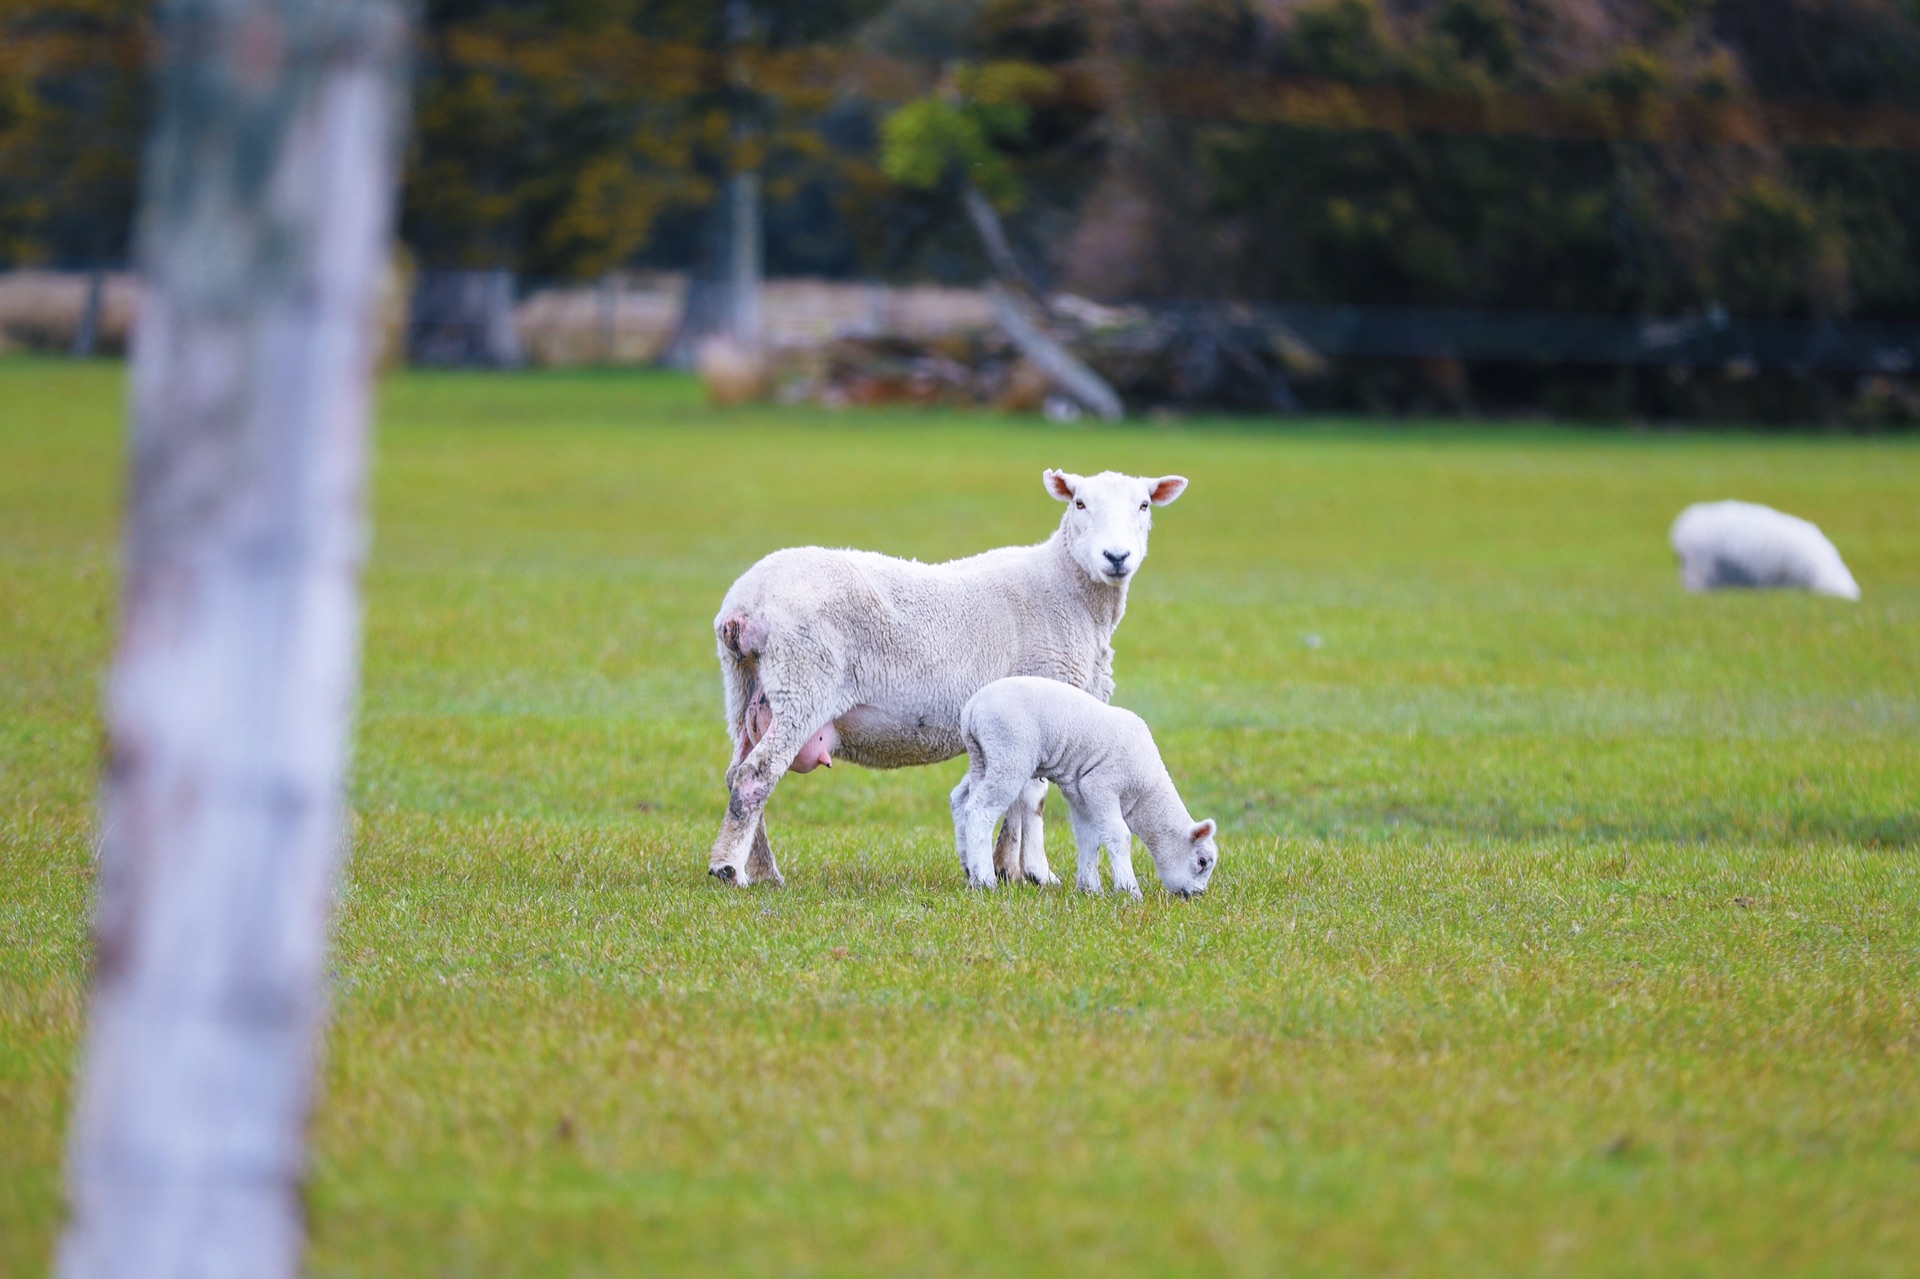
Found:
[1670,501,1860,599]
[709,469,1190,886]
[952,677,1218,897]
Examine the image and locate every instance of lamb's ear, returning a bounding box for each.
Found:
[1189,818,1216,843]
[1045,469,1081,502]
[1149,476,1189,506]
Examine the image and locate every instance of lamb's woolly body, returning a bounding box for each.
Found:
[708,469,1188,886]
[952,677,1217,897]
[1670,501,1860,599]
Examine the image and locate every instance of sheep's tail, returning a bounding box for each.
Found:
[716,610,767,761]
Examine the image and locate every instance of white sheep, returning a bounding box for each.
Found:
[710,469,1190,886]
[952,677,1218,897]
[1670,501,1860,599]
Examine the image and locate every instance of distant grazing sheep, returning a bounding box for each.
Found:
[1670,501,1860,599]
[696,336,770,405]
[709,469,1190,886]
[953,677,1218,898]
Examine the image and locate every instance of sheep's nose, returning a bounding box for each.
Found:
[1103,549,1131,568]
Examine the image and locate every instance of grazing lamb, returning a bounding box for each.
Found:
[1670,501,1860,599]
[952,677,1218,898]
[709,469,1190,886]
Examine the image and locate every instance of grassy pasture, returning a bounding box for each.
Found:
[2,357,1918,1276]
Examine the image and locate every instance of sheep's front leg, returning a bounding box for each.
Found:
[994,779,1057,886]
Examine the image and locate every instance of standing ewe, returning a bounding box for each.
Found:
[710,469,1190,886]
[953,677,1218,898]
[1670,501,1860,599]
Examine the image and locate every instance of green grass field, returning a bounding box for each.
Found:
[3,358,1918,1276]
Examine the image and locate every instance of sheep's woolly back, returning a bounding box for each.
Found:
[697,336,770,406]
[1670,501,1860,599]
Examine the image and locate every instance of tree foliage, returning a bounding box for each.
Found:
[3,0,1920,341]
[0,0,145,265]
[879,61,1057,210]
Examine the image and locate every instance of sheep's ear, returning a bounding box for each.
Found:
[1045,469,1080,502]
[1149,476,1189,506]
[1190,818,1216,843]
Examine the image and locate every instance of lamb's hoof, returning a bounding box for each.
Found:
[1025,870,1062,887]
[709,865,737,883]
[995,866,1012,883]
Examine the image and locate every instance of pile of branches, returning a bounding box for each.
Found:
[784,333,1035,411]
[783,299,1324,416]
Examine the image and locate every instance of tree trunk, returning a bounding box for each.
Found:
[665,170,763,367]
[988,284,1125,421]
[964,182,1124,420]
[407,268,523,368]
[71,268,105,358]
[962,183,1036,297]
[726,169,763,347]
[56,0,408,1276]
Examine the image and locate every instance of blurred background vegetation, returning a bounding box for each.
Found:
[5,0,1920,422]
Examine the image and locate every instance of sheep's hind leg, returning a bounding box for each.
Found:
[745,818,781,887]
[994,779,1058,886]
[710,703,823,885]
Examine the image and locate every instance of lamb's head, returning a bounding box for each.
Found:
[1154,817,1218,897]
[1045,469,1188,586]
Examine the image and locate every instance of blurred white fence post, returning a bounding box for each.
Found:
[56,0,409,1275]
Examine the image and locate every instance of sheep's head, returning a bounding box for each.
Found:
[1156,817,1218,897]
[1045,469,1187,587]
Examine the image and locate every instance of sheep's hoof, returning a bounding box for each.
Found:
[1025,870,1061,887]
[709,865,737,883]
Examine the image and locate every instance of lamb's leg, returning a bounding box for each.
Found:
[1015,782,1060,886]
[1103,820,1143,900]
[950,780,1001,889]
[956,758,1028,890]
[991,814,1021,883]
[1067,804,1106,895]
[993,779,1053,885]
[949,775,975,880]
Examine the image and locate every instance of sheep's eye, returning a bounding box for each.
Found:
[1074,499,1085,510]
[1139,501,1150,511]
